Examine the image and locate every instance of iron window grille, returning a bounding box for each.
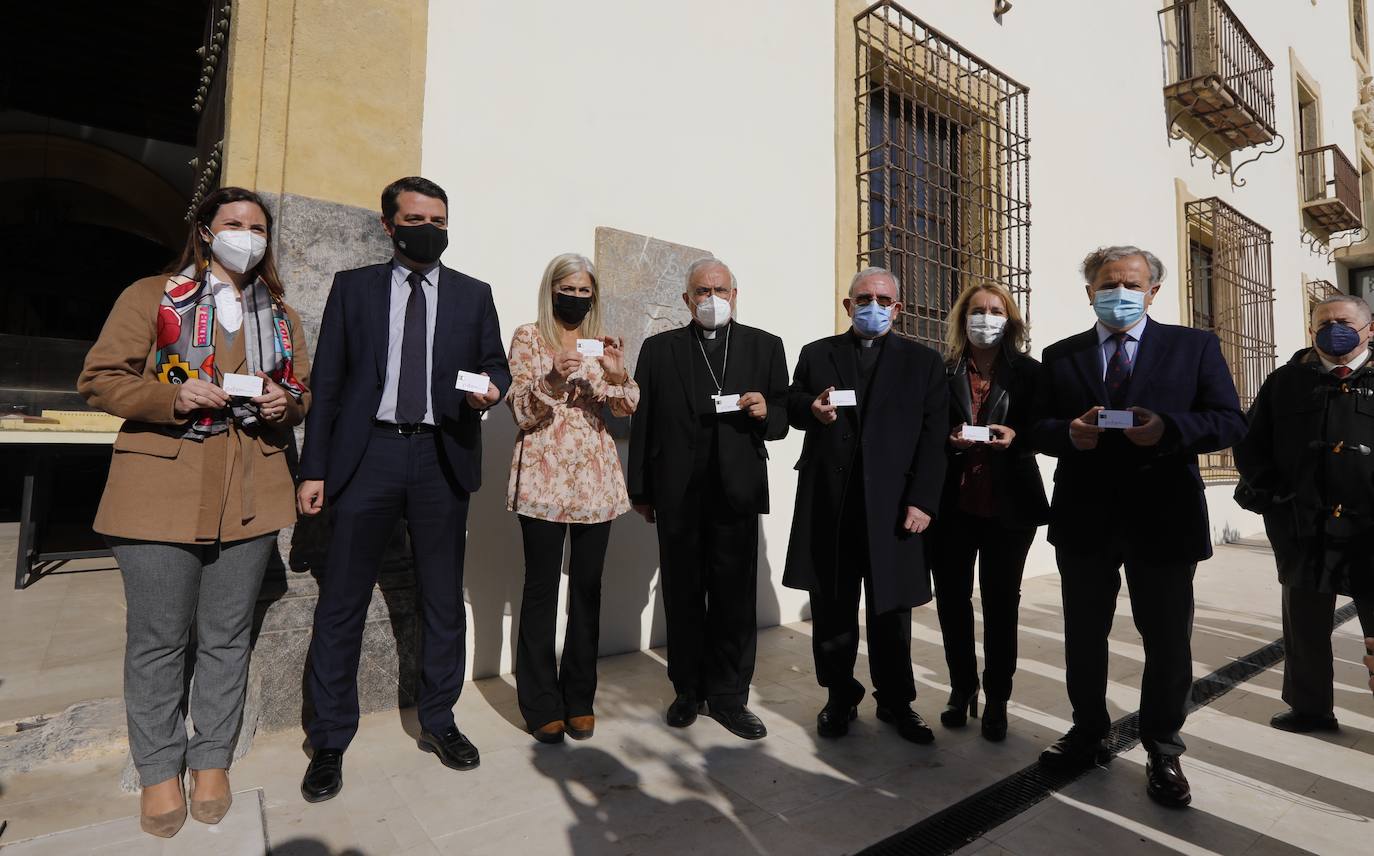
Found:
[1185,197,1275,482]
[855,1,1030,352]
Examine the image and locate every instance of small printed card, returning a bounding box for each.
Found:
[222,373,264,398]
[575,338,605,357]
[456,370,490,394]
[829,389,858,407]
[713,393,742,414]
[960,425,992,443]
[1097,409,1135,429]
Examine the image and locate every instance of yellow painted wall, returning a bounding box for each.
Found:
[222,0,428,211]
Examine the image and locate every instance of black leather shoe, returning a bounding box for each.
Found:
[666,694,701,728]
[418,726,480,770]
[708,703,767,740]
[301,749,344,803]
[1038,729,1110,771]
[940,685,980,728]
[1146,753,1192,808]
[816,702,858,738]
[1270,709,1339,733]
[980,699,1009,742]
[875,705,934,744]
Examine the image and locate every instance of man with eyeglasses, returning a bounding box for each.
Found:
[782,267,949,744]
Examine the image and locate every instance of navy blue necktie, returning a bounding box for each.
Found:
[395,271,428,424]
[1105,332,1132,409]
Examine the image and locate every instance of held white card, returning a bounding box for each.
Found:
[575,338,605,357]
[830,389,858,407]
[960,425,992,443]
[456,371,490,394]
[222,373,264,398]
[1097,409,1135,429]
[714,393,742,414]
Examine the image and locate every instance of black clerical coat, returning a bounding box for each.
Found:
[782,331,949,614]
[627,322,789,515]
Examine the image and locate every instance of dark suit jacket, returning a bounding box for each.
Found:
[1030,318,1246,562]
[782,332,949,614]
[939,347,1049,529]
[626,322,789,516]
[299,262,511,497]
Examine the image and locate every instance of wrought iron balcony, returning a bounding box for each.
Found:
[1160,0,1280,184]
[1298,145,1363,239]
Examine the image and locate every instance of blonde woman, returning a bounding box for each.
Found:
[928,283,1047,742]
[506,253,638,743]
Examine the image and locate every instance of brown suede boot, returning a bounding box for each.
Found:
[533,720,565,744]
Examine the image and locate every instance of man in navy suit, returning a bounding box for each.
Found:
[295,177,510,802]
[1031,246,1245,808]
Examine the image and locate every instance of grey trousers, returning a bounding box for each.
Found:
[1281,584,1374,717]
[111,534,275,786]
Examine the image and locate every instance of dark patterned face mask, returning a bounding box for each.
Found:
[391,222,448,265]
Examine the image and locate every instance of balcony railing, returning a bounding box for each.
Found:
[1160,1,1277,152]
[1298,145,1363,238]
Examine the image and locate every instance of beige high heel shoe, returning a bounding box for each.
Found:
[139,776,187,839]
[189,768,233,825]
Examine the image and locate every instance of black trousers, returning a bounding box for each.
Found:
[306,428,471,750]
[809,491,916,709]
[1280,584,1374,716]
[932,510,1037,703]
[515,515,612,731]
[1057,544,1196,756]
[655,492,759,706]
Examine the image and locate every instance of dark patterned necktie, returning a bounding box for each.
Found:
[1105,332,1132,408]
[1332,365,1352,379]
[395,271,428,423]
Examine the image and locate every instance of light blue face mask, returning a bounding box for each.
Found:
[1093,286,1148,329]
[852,301,892,338]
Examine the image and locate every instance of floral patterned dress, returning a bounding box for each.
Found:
[505,323,638,523]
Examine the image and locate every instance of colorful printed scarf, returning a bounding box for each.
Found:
[153,269,305,440]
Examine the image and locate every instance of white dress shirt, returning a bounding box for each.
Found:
[375,261,441,424]
[1096,315,1149,380]
[1319,347,1371,373]
[207,272,244,333]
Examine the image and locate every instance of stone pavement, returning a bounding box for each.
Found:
[2,536,1372,855]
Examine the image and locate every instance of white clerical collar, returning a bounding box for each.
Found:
[1320,348,1371,373]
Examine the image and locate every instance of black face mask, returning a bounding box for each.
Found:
[391,222,448,265]
[553,293,593,326]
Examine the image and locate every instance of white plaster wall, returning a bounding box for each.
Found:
[422,0,836,677]
[424,0,1366,678]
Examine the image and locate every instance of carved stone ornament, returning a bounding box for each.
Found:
[1354,75,1374,153]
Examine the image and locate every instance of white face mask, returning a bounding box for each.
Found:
[694,294,733,330]
[208,228,268,275]
[966,312,1008,348]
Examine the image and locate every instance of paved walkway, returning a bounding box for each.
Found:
[2,536,1371,855]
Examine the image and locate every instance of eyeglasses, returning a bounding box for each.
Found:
[851,295,895,307]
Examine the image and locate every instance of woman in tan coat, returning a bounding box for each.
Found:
[78,187,310,838]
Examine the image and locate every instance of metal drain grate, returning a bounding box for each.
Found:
[859,601,1363,856]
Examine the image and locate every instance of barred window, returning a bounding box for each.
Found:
[855,1,1030,351]
[1184,197,1275,482]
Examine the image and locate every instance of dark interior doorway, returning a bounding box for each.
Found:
[0,0,226,520]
